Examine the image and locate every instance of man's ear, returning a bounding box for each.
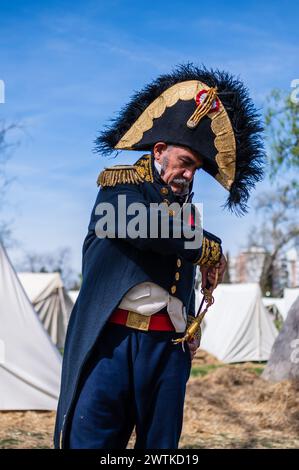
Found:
[153,142,168,162]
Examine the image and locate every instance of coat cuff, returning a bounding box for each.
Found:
[194,235,222,267]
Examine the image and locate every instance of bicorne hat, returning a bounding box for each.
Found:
[95,63,265,214]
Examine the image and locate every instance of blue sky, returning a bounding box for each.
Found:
[0,0,298,273]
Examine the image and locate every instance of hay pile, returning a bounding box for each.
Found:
[192,349,221,366]
[181,365,299,448]
[0,411,55,449]
[1,357,299,448]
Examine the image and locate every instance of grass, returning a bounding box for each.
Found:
[190,363,265,378]
[191,364,224,377]
[248,366,265,376]
[0,438,20,447]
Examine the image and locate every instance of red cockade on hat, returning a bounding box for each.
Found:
[195,89,220,113]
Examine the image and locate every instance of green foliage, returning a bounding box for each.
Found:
[191,364,224,377]
[274,318,283,331]
[248,366,265,376]
[190,363,265,378]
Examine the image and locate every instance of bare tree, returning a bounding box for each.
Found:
[19,247,80,290]
[261,89,299,381]
[248,184,299,296]
[0,120,20,247]
[222,251,231,283]
[265,89,299,181]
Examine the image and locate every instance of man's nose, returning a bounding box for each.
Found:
[183,169,194,181]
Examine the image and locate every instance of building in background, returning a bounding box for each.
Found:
[230,246,267,284]
[229,244,298,296]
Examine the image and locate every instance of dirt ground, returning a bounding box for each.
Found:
[1,350,299,449]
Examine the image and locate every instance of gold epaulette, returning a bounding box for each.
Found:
[97,165,144,187]
[97,154,154,187]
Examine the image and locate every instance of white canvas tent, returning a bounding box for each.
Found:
[17,272,73,349]
[0,244,61,410]
[197,283,278,363]
[262,288,299,321]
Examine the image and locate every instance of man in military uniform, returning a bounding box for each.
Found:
[54,64,264,449]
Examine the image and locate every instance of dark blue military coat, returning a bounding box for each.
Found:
[54,153,221,448]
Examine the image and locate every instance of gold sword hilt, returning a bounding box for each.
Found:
[172,267,219,346]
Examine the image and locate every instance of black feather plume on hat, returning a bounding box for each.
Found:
[94,63,265,214]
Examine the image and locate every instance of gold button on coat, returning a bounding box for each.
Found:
[160,187,169,195]
[175,272,180,281]
[171,285,177,294]
[177,259,182,268]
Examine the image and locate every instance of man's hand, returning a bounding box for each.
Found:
[187,336,201,360]
[200,254,227,289]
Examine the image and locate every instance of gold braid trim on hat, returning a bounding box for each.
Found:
[114,80,236,190]
[187,87,218,129]
[211,108,236,189]
[195,237,222,267]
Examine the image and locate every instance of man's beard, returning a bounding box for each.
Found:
[161,156,190,195]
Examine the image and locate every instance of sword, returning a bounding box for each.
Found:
[172,268,219,349]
